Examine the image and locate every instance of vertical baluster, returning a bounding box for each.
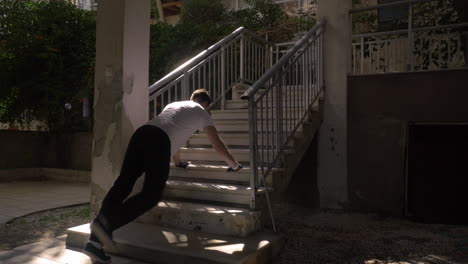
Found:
[240,34,245,82]
[235,40,239,81]
[197,68,201,90]
[377,40,381,72]
[277,72,283,159]
[260,98,264,176]
[167,86,170,104]
[208,58,212,92]
[408,3,414,71]
[360,36,364,74]
[203,64,207,89]
[153,96,158,118]
[249,41,252,82]
[353,44,356,74]
[385,40,389,72]
[446,32,451,68]
[221,47,226,110]
[266,89,270,168]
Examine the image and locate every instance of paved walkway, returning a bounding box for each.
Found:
[0,235,149,264]
[0,181,89,224]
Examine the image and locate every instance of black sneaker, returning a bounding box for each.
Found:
[91,219,115,250]
[83,241,111,264]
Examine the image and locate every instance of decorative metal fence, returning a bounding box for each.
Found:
[350,0,468,74]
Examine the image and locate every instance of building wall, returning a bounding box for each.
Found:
[0,130,92,172]
[347,69,468,215]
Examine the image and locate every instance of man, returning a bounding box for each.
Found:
[83,89,242,263]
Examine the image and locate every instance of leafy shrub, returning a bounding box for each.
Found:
[0,0,95,132]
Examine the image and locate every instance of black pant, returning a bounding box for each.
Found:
[96,125,171,232]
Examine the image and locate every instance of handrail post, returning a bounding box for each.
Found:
[240,34,245,82]
[248,97,258,210]
[221,47,226,110]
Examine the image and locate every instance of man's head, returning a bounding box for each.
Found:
[190,89,211,109]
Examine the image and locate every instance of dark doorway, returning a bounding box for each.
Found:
[406,123,468,224]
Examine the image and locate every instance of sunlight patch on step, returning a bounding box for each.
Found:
[157,201,244,214]
[162,231,188,247]
[205,240,269,254]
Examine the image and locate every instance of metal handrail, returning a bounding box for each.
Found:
[149,27,273,95]
[241,20,325,100]
[240,20,325,230]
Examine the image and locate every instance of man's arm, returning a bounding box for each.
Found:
[203,126,239,169]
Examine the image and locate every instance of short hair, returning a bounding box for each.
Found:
[190,89,211,105]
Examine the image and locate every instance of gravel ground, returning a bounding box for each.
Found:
[0,202,466,264]
[271,201,468,264]
[0,204,90,251]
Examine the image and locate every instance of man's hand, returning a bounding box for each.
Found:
[227,161,243,172]
[204,126,238,168]
[173,150,189,169]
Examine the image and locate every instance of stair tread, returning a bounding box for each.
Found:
[166,179,251,195]
[67,222,282,264]
[156,199,254,216]
[180,147,250,153]
[170,162,250,173]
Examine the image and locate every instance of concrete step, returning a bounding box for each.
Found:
[169,163,251,183]
[188,133,297,147]
[179,147,294,165]
[180,148,250,162]
[225,99,314,110]
[211,109,305,121]
[213,120,303,132]
[66,222,283,264]
[232,83,309,100]
[163,180,253,206]
[139,200,260,237]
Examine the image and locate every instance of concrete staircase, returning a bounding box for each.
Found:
[66,85,321,263]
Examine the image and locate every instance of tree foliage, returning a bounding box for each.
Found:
[1,0,316,131]
[149,0,316,84]
[0,0,95,132]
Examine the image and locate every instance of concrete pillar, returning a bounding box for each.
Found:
[317,0,351,208]
[90,0,150,216]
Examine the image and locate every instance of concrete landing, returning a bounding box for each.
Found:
[0,181,89,224]
[0,235,147,264]
[66,223,283,264]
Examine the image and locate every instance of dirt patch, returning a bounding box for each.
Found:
[271,202,468,264]
[0,204,90,251]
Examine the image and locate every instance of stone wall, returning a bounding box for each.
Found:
[0,130,92,181]
[348,69,468,215]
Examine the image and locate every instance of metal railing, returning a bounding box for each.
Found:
[148,27,274,117]
[241,20,325,212]
[350,0,468,74]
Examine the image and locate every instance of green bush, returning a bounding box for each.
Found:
[0,0,95,132]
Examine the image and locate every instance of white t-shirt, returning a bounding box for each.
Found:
[147,101,214,155]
